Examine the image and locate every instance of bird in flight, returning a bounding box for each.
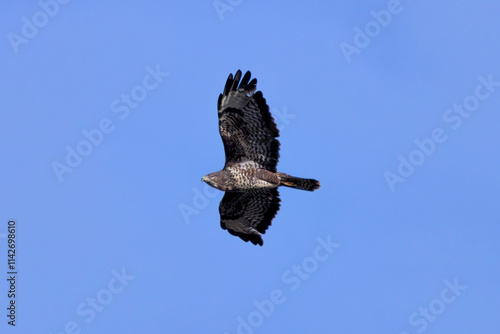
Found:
[202,70,320,246]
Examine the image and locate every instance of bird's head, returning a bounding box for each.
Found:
[202,173,224,190]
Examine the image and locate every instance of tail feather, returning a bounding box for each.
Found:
[277,173,320,191]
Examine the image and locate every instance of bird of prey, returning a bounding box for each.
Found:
[202,70,320,246]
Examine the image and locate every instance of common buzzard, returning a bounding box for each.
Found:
[202,70,320,245]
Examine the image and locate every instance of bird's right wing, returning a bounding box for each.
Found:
[219,188,281,246]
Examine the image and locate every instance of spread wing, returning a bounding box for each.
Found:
[219,189,281,246]
[217,70,280,172]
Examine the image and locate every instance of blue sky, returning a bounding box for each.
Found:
[2,1,500,333]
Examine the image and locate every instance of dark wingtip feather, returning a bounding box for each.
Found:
[217,94,223,110]
[223,71,257,97]
[231,70,242,92]
[248,78,257,89]
[239,71,251,88]
[245,77,257,95]
[251,236,264,246]
[223,73,233,96]
[221,225,264,246]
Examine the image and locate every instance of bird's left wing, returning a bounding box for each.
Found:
[217,70,280,172]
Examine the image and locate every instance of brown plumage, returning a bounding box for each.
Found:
[202,70,320,245]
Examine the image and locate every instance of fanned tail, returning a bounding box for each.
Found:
[277,172,320,191]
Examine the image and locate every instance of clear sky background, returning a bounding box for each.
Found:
[1,1,500,333]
